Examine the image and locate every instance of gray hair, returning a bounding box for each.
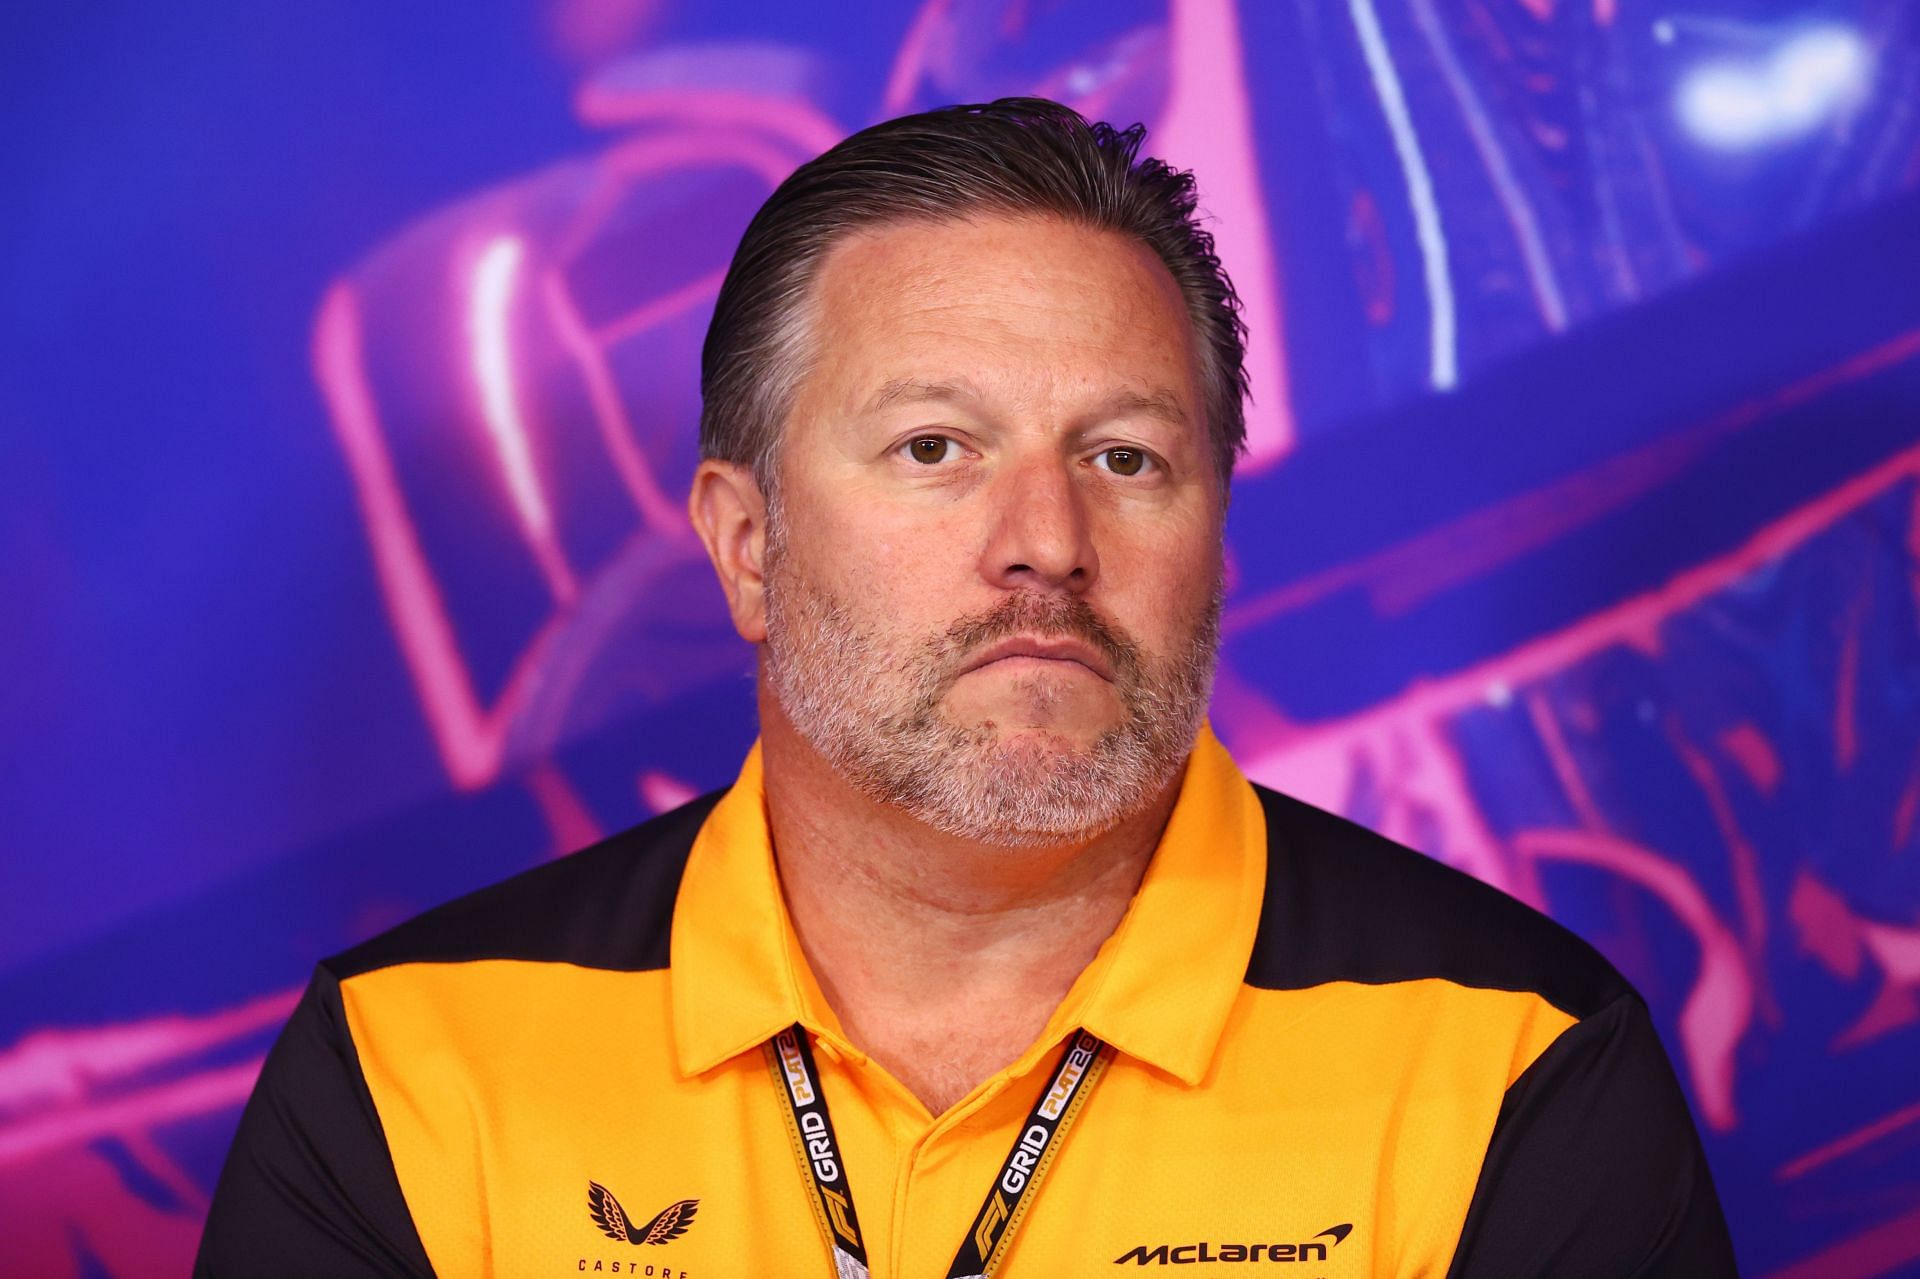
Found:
[698,96,1249,499]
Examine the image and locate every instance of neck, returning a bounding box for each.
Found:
[757,685,1182,1115]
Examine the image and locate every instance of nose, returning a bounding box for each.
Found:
[977,454,1099,594]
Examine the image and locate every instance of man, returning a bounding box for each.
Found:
[199,99,1737,1277]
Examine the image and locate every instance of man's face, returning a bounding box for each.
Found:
[761,214,1226,846]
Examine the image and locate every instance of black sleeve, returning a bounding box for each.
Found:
[1445,992,1740,1278]
[196,968,436,1278]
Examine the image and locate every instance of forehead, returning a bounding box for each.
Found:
[799,214,1203,419]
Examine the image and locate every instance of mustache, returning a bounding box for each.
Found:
[933,593,1143,686]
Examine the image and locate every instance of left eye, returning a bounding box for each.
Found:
[1094,447,1153,477]
[901,436,954,465]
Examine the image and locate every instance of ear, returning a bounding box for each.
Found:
[688,459,771,644]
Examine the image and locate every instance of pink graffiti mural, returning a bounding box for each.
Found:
[0,996,294,1276]
[1791,870,1920,1053]
[1232,416,1920,1111]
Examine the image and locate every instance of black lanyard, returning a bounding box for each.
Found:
[765,1024,1112,1279]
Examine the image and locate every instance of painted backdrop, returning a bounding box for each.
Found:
[4,1,1919,1274]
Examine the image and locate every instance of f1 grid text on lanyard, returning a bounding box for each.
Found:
[764,1024,1113,1279]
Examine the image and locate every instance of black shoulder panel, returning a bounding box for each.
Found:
[1442,992,1739,1277]
[327,789,725,980]
[197,970,437,1277]
[1245,784,1629,1020]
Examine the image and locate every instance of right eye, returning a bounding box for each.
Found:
[901,436,954,465]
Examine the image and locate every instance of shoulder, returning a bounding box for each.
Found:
[1246,783,1630,1020]
[325,789,725,981]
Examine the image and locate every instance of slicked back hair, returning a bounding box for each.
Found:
[698,97,1249,502]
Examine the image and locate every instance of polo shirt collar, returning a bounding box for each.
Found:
[1063,724,1268,1084]
[669,723,1267,1086]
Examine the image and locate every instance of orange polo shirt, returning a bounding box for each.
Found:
[200,725,1736,1277]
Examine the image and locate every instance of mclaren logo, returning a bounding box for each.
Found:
[587,1182,699,1246]
[1114,1223,1354,1265]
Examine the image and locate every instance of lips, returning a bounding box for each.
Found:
[960,634,1115,682]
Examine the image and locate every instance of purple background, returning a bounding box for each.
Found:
[3,1,1919,1274]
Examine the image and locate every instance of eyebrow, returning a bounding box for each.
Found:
[860,377,983,415]
[1095,388,1189,427]
[859,377,1190,427]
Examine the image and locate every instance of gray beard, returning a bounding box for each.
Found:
[761,519,1222,847]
